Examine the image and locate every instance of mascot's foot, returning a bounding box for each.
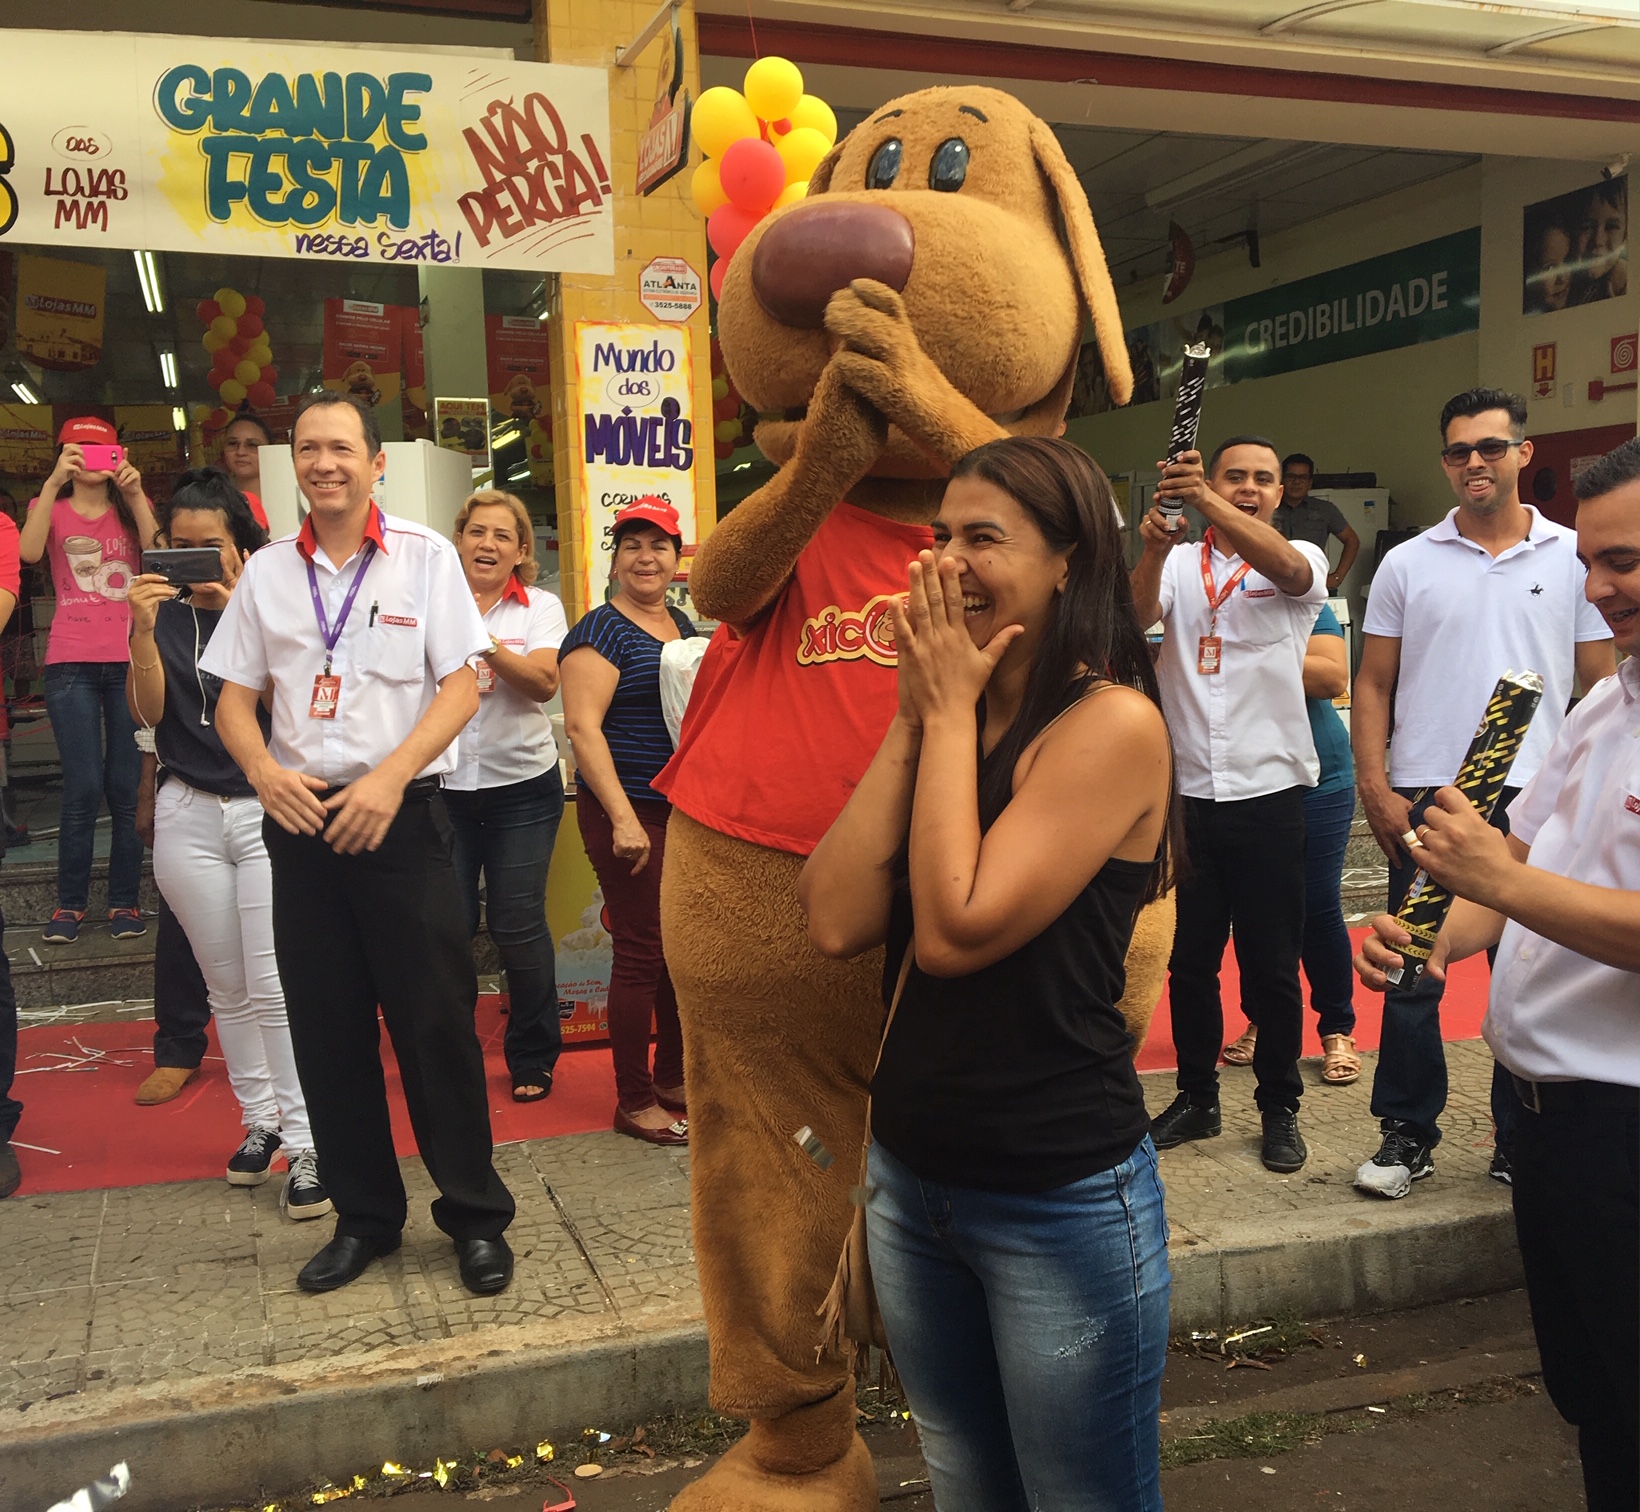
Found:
[669,1393,877,1512]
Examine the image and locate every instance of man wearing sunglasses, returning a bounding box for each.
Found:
[1351,388,1615,1201]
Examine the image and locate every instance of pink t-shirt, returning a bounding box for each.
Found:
[36,496,139,663]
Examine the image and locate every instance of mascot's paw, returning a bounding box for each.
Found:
[669,1423,878,1512]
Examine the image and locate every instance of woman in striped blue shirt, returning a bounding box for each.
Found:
[560,499,698,1146]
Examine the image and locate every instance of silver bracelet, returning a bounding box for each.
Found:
[134,727,157,754]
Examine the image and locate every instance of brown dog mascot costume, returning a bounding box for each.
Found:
[655,85,1171,1511]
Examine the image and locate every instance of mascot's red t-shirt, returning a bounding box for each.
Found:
[655,502,934,857]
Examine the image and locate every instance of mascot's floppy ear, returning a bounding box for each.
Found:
[1027,117,1134,408]
[807,137,845,196]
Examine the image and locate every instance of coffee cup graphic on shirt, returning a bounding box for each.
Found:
[62,534,134,602]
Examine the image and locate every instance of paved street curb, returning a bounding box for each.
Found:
[2,1321,710,1512]
[1,1198,1522,1512]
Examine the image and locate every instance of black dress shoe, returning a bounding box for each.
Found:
[1150,1093,1222,1150]
[0,1141,20,1199]
[456,1236,514,1295]
[1261,1109,1309,1173]
[297,1232,400,1292]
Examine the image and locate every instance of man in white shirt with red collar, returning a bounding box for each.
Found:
[1131,436,1327,1173]
[1357,437,1637,1512]
[204,392,516,1297]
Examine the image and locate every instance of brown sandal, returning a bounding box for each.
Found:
[1222,1025,1257,1066]
[1320,1033,1361,1085]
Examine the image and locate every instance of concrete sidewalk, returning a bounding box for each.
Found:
[0,1041,1519,1512]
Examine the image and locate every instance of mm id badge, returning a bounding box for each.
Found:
[1197,635,1222,675]
[309,674,341,719]
[475,657,496,693]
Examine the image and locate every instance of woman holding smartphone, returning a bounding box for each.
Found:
[126,468,327,1217]
[21,418,158,944]
[799,438,1176,1512]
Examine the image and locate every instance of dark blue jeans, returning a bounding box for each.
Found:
[1301,783,1357,1038]
[867,1137,1170,1511]
[444,769,564,1085]
[43,661,143,913]
[1369,785,1519,1155]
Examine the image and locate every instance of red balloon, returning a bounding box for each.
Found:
[709,258,729,302]
[712,395,739,423]
[719,137,785,215]
[229,334,251,355]
[258,365,278,387]
[247,381,276,408]
[243,294,266,318]
[212,350,238,378]
[196,299,221,325]
[714,440,735,460]
[237,313,264,339]
[707,204,759,261]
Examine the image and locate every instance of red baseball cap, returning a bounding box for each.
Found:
[612,495,682,538]
[58,416,118,447]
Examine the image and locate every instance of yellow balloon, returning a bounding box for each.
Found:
[743,56,803,123]
[233,359,261,385]
[714,418,743,444]
[218,379,247,404]
[788,94,838,145]
[210,314,238,340]
[711,375,730,401]
[691,157,729,217]
[216,288,247,319]
[776,127,831,185]
[202,330,228,353]
[693,87,760,158]
[247,343,273,366]
[773,180,809,210]
[191,403,211,420]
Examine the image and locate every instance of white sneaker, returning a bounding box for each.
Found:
[1354,1123,1436,1199]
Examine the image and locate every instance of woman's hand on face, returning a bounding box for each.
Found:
[127,573,177,637]
[115,461,145,504]
[890,551,1022,723]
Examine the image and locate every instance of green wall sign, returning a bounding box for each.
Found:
[1221,228,1481,383]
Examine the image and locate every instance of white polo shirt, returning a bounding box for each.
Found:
[200,508,487,786]
[1484,657,1639,1087]
[446,578,568,792]
[1363,507,1611,789]
[1156,535,1328,801]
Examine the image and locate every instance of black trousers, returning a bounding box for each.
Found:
[1168,788,1306,1113]
[263,790,514,1243]
[1511,1089,1638,1512]
[152,893,211,1069]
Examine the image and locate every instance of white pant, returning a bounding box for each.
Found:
[151,781,312,1150]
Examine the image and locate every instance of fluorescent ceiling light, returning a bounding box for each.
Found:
[11,381,40,404]
[134,250,164,314]
[172,406,187,431]
[159,349,178,390]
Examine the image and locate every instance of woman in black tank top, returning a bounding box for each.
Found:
[800,438,1178,1512]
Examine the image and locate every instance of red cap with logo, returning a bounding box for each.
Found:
[58,416,118,447]
[612,495,682,539]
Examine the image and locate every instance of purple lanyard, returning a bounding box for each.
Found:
[306,531,379,675]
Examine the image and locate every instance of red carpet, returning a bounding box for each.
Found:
[10,931,1492,1195]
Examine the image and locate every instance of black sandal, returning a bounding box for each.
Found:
[512,1074,553,1103]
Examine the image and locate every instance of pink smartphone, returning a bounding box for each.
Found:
[78,443,123,473]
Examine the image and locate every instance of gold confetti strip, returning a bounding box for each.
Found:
[536,1441,556,1461]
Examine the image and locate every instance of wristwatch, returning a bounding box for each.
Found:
[488,635,502,656]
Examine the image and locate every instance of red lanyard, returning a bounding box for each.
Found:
[1199,530,1252,635]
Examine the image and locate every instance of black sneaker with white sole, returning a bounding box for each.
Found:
[1488,1148,1513,1186]
[281,1149,333,1220]
[226,1127,282,1186]
[1354,1120,1436,1199]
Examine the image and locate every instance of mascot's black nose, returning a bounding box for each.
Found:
[751,202,915,329]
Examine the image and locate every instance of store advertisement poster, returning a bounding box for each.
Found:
[0,31,613,275]
[573,321,695,613]
[0,403,55,482]
[546,804,612,1043]
[1523,175,1628,315]
[15,253,107,370]
[114,405,186,498]
[434,397,490,464]
[321,297,403,415]
[486,314,550,426]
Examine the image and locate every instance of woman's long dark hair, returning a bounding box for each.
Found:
[952,436,1179,901]
[49,439,140,540]
[158,468,269,556]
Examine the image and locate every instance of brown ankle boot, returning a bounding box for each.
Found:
[669,1389,876,1512]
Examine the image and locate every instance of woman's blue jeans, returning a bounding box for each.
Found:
[443,769,564,1085]
[866,1137,1171,1512]
[1301,782,1358,1039]
[43,661,142,914]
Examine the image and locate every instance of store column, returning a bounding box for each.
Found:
[418,267,491,426]
[536,0,717,621]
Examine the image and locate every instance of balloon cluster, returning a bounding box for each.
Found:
[709,337,750,461]
[197,288,277,427]
[526,417,554,485]
[690,57,837,303]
